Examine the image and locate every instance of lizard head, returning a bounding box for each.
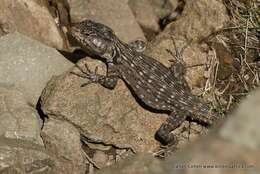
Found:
[70,20,117,62]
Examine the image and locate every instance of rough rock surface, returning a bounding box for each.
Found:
[0,33,73,106]
[41,118,86,173]
[97,88,260,174]
[0,84,86,173]
[0,0,67,50]
[40,58,166,153]
[149,0,176,19]
[0,84,43,145]
[69,0,145,42]
[0,137,84,174]
[165,0,229,42]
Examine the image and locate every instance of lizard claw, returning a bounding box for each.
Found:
[71,63,100,85]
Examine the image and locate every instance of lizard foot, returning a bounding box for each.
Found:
[155,130,177,146]
[71,63,100,87]
[128,39,146,53]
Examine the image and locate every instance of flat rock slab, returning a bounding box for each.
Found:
[0,84,43,145]
[0,33,73,106]
[69,0,145,42]
[40,58,166,152]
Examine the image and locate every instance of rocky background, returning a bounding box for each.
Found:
[0,0,259,173]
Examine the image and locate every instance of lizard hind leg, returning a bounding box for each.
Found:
[155,110,186,145]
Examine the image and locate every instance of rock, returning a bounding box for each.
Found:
[166,0,229,42]
[220,89,260,151]
[41,118,86,173]
[0,0,67,50]
[93,151,109,168]
[0,136,84,174]
[0,33,73,106]
[69,0,145,42]
[0,85,86,173]
[97,153,163,174]
[164,137,260,174]
[48,0,70,27]
[0,84,43,145]
[149,0,175,19]
[40,58,166,153]
[128,0,160,40]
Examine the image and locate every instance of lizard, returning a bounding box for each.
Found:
[69,20,219,145]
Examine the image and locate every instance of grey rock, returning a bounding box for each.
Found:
[97,153,163,174]
[0,33,73,106]
[163,137,260,174]
[69,0,145,42]
[0,137,83,174]
[0,84,43,145]
[0,0,67,50]
[220,89,260,150]
[41,118,86,173]
[40,58,166,153]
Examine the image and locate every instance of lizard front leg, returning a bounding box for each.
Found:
[128,39,146,53]
[155,110,186,145]
[72,62,119,89]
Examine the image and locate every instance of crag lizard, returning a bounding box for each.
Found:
[70,20,219,145]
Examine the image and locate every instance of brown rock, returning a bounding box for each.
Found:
[40,58,166,153]
[0,0,67,50]
[128,0,160,40]
[166,0,229,42]
[92,150,109,168]
[149,0,175,19]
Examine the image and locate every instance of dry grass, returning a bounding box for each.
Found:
[207,0,260,114]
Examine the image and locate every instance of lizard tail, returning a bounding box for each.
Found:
[190,99,220,125]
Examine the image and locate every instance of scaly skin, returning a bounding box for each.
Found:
[70,20,218,145]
